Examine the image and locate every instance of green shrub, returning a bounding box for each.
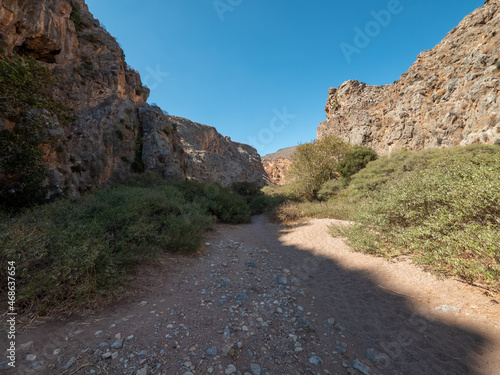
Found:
[131,133,144,173]
[124,171,167,188]
[346,145,500,197]
[287,136,352,200]
[0,184,214,315]
[248,193,289,215]
[70,0,83,32]
[231,181,262,203]
[174,180,251,224]
[317,178,349,201]
[0,54,69,211]
[337,146,378,179]
[334,144,500,290]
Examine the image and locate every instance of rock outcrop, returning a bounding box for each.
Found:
[139,107,267,186]
[0,0,265,199]
[261,146,296,185]
[318,0,500,155]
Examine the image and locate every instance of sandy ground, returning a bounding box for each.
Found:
[1,216,499,375]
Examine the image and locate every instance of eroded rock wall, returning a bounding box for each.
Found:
[0,0,265,198]
[318,0,500,155]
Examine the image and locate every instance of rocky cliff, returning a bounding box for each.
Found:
[318,0,500,155]
[0,0,265,201]
[261,146,296,185]
[140,108,266,186]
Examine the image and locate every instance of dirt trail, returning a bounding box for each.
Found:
[2,216,500,375]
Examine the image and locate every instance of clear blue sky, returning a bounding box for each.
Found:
[86,0,484,156]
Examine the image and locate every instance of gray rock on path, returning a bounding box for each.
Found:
[206,346,218,356]
[236,293,249,301]
[250,363,261,375]
[25,354,36,361]
[19,341,34,351]
[102,352,112,359]
[136,365,149,375]
[435,305,461,312]
[365,348,388,364]
[63,357,76,369]
[110,338,124,349]
[309,355,323,366]
[278,276,288,285]
[0,361,11,370]
[352,359,375,375]
[225,364,237,374]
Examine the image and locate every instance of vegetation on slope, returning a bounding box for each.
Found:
[0,54,70,211]
[268,142,500,291]
[0,173,251,316]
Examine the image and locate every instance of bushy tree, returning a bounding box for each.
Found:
[287,137,352,200]
[337,146,378,179]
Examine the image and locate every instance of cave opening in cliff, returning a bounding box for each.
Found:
[14,37,61,63]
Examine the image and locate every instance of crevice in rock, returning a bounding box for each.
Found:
[14,36,61,63]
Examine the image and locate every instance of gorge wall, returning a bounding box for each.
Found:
[261,146,296,185]
[318,0,500,155]
[0,0,265,200]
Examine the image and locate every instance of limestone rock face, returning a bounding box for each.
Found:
[318,1,500,155]
[261,146,296,185]
[0,0,265,198]
[139,107,266,187]
[171,115,267,187]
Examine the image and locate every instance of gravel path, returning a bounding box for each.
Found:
[2,216,500,375]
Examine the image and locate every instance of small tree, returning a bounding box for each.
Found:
[287,137,352,200]
[337,146,378,179]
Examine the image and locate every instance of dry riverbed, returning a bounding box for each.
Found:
[2,216,500,375]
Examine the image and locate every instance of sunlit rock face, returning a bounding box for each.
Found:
[0,0,265,197]
[318,0,500,155]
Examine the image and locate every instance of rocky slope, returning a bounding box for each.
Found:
[318,0,500,155]
[0,0,265,199]
[261,146,296,185]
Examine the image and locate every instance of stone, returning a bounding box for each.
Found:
[365,348,388,364]
[110,338,124,349]
[309,355,323,366]
[63,357,76,369]
[19,341,34,351]
[225,364,237,374]
[352,359,375,375]
[435,305,461,312]
[327,318,336,325]
[136,365,149,375]
[206,347,218,356]
[102,352,112,359]
[236,293,249,301]
[26,354,37,361]
[250,363,262,375]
